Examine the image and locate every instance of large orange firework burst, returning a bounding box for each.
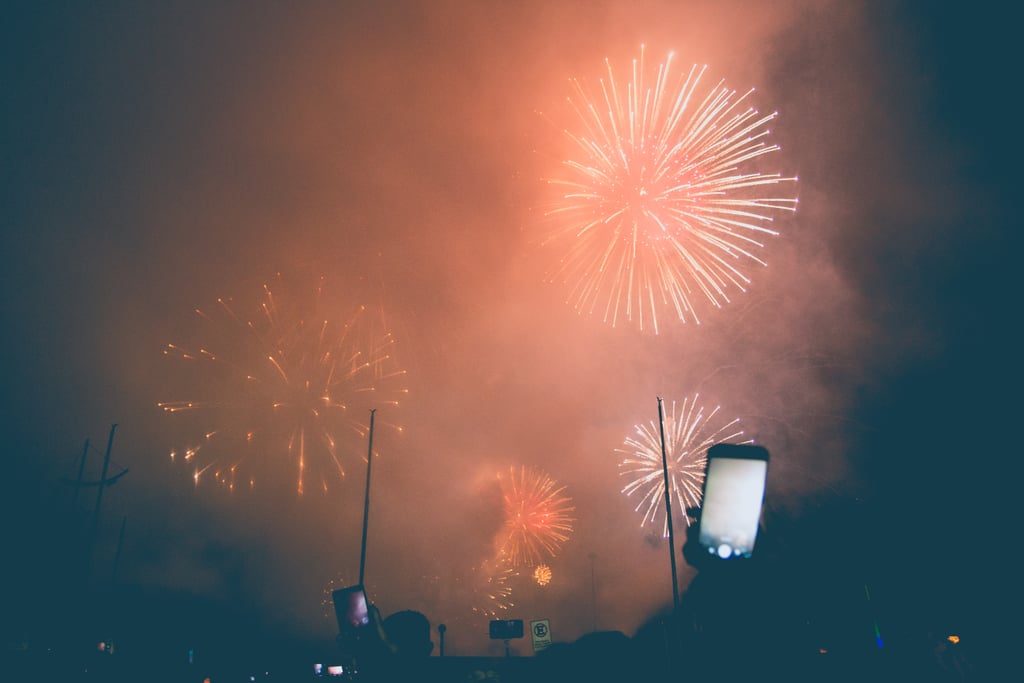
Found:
[540,45,798,333]
[496,466,575,567]
[159,274,407,495]
[618,394,752,536]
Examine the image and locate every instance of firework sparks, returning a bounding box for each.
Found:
[540,45,798,332]
[321,574,350,622]
[159,274,407,495]
[533,564,553,587]
[496,466,575,567]
[618,394,752,535]
[467,559,516,621]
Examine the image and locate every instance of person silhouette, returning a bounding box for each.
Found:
[677,506,800,681]
[382,609,434,659]
[344,606,435,681]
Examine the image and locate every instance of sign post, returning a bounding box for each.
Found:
[530,619,552,654]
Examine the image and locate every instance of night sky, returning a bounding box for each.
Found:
[2,0,1014,666]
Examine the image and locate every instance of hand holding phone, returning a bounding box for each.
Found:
[332,584,371,633]
[696,443,769,560]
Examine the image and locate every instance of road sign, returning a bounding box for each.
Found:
[530,619,552,653]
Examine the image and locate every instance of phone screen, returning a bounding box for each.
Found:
[697,444,769,560]
[332,585,370,633]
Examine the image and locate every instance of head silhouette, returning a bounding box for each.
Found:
[383,609,434,658]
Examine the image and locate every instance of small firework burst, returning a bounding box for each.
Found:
[533,564,553,587]
[496,466,575,567]
[467,558,516,620]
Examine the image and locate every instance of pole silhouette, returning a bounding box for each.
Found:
[657,398,680,612]
[358,409,376,586]
[64,426,128,590]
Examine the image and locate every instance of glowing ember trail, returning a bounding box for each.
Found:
[541,45,799,332]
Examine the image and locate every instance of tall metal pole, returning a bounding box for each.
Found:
[358,409,376,587]
[657,398,680,612]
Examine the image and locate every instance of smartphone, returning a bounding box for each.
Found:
[332,584,370,633]
[697,443,769,560]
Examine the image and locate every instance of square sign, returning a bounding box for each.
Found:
[530,619,552,653]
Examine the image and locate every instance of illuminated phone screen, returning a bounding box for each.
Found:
[332,585,370,632]
[698,445,768,559]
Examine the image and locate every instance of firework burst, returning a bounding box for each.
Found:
[456,558,516,625]
[533,564,553,587]
[618,394,752,535]
[159,274,407,495]
[540,45,798,332]
[496,466,575,567]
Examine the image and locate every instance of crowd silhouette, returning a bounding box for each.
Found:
[328,504,976,683]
